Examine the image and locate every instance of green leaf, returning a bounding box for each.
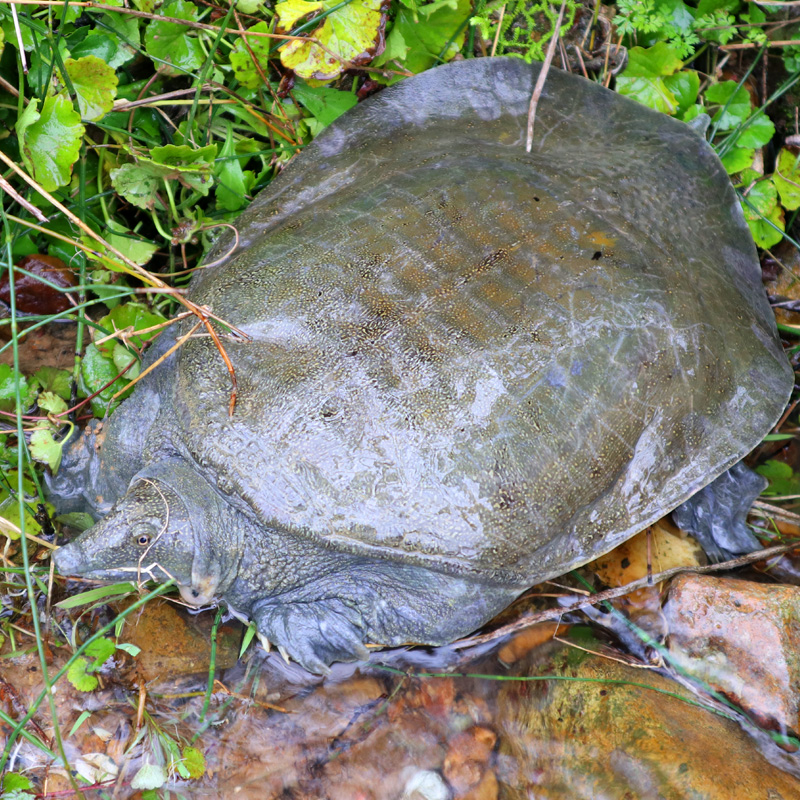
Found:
[616,44,685,114]
[1,18,35,51]
[131,763,167,791]
[662,70,699,116]
[2,774,33,793]
[735,112,775,149]
[150,143,218,172]
[67,657,99,692]
[65,56,118,121]
[620,42,684,78]
[0,364,28,404]
[68,710,93,737]
[706,81,751,130]
[116,642,141,656]
[229,21,272,89]
[276,0,388,81]
[16,93,84,192]
[720,146,754,175]
[144,0,204,76]
[376,25,408,65]
[237,0,265,10]
[70,31,123,66]
[97,303,167,353]
[54,511,96,531]
[182,746,206,779]
[111,144,218,204]
[375,0,470,75]
[774,148,800,211]
[96,6,141,68]
[86,636,116,668]
[108,163,162,210]
[38,391,68,416]
[740,172,784,248]
[616,75,678,114]
[104,220,159,266]
[55,582,137,608]
[215,123,248,212]
[28,39,71,97]
[756,459,800,496]
[292,82,358,127]
[32,367,72,401]
[0,474,54,540]
[240,621,257,657]
[112,342,140,380]
[80,342,131,415]
[30,429,64,472]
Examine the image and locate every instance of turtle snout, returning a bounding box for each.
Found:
[53,540,87,576]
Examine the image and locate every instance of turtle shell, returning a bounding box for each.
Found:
[164,57,791,584]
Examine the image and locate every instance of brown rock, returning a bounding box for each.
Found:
[498,623,564,665]
[118,597,241,684]
[443,726,496,795]
[665,574,800,736]
[497,637,800,798]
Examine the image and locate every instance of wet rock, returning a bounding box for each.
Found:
[497,623,564,666]
[442,726,496,797]
[119,598,241,684]
[496,637,800,798]
[402,769,450,800]
[664,573,800,737]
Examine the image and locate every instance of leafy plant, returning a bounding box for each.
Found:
[471,0,577,62]
[66,637,116,692]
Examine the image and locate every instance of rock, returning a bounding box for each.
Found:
[664,573,800,738]
[118,598,241,684]
[442,726,496,796]
[496,638,800,797]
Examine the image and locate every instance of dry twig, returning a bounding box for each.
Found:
[453,541,800,649]
[526,0,568,152]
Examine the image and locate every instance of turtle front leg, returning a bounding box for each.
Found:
[251,596,369,674]
[238,558,521,675]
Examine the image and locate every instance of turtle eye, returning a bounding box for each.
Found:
[136,533,151,546]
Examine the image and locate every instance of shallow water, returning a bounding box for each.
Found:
[6,608,798,800]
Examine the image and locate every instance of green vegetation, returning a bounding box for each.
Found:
[0,0,799,794]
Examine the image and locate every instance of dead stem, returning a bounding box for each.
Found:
[0,177,48,222]
[526,0,567,153]
[111,319,204,400]
[1,152,250,415]
[453,541,800,649]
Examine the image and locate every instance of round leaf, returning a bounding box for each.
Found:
[277,0,388,81]
[773,148,800,211]
[65,56,118,121]
[144,0,204,76]
[16,94,84,192]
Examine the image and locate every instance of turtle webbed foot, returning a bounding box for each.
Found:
[252,597,370,675]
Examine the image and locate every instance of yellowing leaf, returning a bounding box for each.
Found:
[277,0,324,28]
[276,0,387,81]
[16,93,84,192]
[740,172,785,249]
[65,56,118,121]
[774,148,800,211]
[181,746,206,779]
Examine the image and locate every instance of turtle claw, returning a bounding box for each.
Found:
[252,597,369,675]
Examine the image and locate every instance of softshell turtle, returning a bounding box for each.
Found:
[51,57,793,673]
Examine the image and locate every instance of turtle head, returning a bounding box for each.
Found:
[54,460,237,606]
